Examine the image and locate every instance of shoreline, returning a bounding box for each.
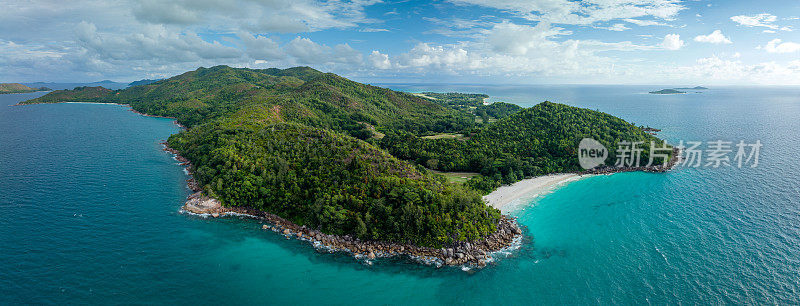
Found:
[163,143,523,268]
[16,101,186,129]
[485,147,682,212]
[484,173,589,212]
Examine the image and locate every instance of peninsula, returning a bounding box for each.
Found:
[20,66,675,267]
[0,83,49,94]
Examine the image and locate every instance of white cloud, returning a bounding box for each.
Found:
[130,0,380,33]
[369,51,392,69]
[389,21,655,79]
[661,34,684,50]
[623,18,670,27]
[448,0,685,25]
[761,39,800,53]
[693,30,732,44]
[285,37,363,66]
[75,21,241,62]
[730,13,790,31]
[599,23,631,31]
[237,32,284,60]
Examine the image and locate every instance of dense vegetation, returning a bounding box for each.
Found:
[380,102,670,193]
[170,118,499,246]
[128,79,162,87]
[21,86,109,102]
[22,65,670,246]
[0,83,48,94]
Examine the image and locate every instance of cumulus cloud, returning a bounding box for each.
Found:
[368,51,392,69]
[661,34,684,50]
[237,32,284,60]
[693,30,732,44]
[285,37,362,66]
[761,39,800,53]
[388,21,655,79]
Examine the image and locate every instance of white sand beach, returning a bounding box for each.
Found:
[483,173,590,213]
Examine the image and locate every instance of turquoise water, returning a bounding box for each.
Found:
[2,86,800,304]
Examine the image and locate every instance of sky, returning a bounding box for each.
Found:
[2,0,800,85]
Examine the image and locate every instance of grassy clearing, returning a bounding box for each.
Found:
[431,170,480,184]
[421,133,468,140]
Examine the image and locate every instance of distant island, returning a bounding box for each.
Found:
[650,86,709,94]
[19,65,676,267]
[674,86,708,90]
[0,83,50,94]
[649,89,685,95]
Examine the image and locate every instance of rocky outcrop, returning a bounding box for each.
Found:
[582,147,682,175]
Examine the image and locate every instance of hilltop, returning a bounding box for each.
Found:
[21,66,672,264]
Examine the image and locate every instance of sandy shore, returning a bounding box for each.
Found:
[483,173,590,213]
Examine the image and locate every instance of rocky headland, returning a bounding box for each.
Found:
[165,143,523,268]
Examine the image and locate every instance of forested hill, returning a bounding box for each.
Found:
[380,101,670,192]
[20,65,670,247]
[0,83,48,94]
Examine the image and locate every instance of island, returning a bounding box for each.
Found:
[674,86,708,90]
[649,89,685,94]
[20,66,677,267]
[0,83,49,94]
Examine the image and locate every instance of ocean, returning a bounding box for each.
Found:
[2,85,799,304]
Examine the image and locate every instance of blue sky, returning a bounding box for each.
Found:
[2,0,800,84]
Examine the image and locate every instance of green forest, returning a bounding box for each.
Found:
[22,65,670,247]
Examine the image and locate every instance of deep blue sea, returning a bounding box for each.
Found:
[2,86,800,304]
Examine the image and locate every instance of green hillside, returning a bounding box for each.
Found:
[0,83,48,94]
[22,86,110,102]
[380,101,670,192]
[21,65,671,247]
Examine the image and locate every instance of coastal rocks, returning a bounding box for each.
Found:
[182,191,222,214]
[582,147,682,175]
[183,200,524,268]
